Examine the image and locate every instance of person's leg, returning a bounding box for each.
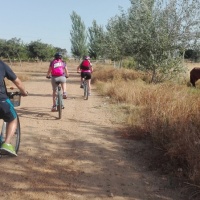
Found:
[80,73,84,88]
[5,118,17,144]
[0,100,18,156]
[51,77,57,110]
[87,79,91,94]
[52,90,56,105]
[86,73,92,94]
[58,76,67,99]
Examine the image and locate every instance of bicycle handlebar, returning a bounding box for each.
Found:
[46,75,69,79]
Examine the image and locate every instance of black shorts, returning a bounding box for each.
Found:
[0,99,17,122]
[81,72,91,80]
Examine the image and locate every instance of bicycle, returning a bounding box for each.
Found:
[0,91,21,156]
[46,77,65,119]
[77,72,89,100]
[55,81,64,119]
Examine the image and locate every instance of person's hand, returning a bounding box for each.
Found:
[21,91,28,96]
[46,76,51,79]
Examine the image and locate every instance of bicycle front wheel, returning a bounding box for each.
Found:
[13,115,21,153]
[57,90,62,119]
[0,115,20,155]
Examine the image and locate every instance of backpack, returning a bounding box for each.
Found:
[51,59,65,76]
[80,60,91,70]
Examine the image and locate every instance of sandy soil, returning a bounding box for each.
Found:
[0,63,196,200]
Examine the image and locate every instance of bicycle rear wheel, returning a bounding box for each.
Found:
[57,90,62,119]
[84,82,89,100]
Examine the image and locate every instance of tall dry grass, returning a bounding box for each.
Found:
[93,64,200,183]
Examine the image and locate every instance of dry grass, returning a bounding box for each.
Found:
[93,63,200,184]
[4,61,49,86]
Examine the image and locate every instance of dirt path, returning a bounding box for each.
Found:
[0,64,190,200]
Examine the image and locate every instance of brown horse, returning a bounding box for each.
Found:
[190,67,200,87]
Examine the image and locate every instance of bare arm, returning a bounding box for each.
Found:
[77,64,81,72]
[65,67,69,77]
[90,65,93,73]
[46,66,51,77]
[12,77,28,96]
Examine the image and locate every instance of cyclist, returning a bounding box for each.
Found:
[77,56,93,95]
[46,52,69,112]
[0,60,28,156]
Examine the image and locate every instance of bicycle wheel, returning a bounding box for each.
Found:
[84,81,89,100]
[57,90,62,119]
[0,121,6,150]
[12,115,21,153]
[0,115,20,155]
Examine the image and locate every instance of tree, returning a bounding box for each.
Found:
[100,0,199,82]
[105,11,129,61]
[88,20,106,59]
[70,11,88,59]
[27,40,55,61]
[125,0,200,82]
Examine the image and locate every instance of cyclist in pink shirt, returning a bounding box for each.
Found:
[46,52,69,111]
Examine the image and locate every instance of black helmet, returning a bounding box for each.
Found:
[54,52,62,59]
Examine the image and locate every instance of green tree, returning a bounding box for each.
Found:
[27,40,55,61]
[88,20,106,59]
[7,38,28,63]
[105,10,129,61]
[125,0,200,82]
[70,11,88,59]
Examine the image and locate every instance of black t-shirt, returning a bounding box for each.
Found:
[0,60,17,100]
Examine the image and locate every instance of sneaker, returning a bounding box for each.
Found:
[80,84,84,88]
[0,143,17,156]
[63,93,67,99]
[51,105,57,112]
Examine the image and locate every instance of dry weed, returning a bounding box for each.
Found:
[94,64,200,183]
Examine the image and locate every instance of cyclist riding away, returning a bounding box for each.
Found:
[0,60,28,156]
[46,52,69,112]
[77,56,93,95]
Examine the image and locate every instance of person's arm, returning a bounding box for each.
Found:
[12,77,28,96]
[65,66,69,78]
[77,65,81,73]
[90,66,93,73]
[46,66,51,77]
[90,63,93,73]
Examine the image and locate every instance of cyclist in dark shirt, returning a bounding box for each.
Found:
[0,60,28,156]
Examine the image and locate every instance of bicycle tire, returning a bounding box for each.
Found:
[14,115,21,153]
[84,81,89,100]
[0,115,20,155]
[57,90,62,119]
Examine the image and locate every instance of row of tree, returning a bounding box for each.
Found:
[70,0,200,82]
[0,38,67,63]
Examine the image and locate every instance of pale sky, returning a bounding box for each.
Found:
[0,0,131,53]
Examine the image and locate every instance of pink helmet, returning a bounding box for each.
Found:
[84,56,90,60]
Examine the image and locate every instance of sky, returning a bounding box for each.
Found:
[0,0,131,54]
